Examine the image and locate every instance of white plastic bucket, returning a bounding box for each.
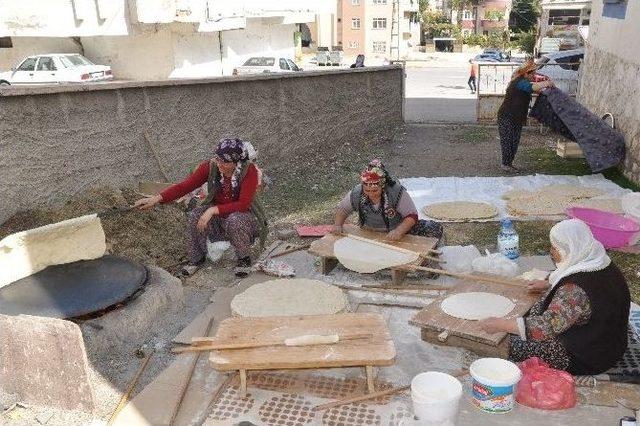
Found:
[469,358,522,414]
[411,372,463,424]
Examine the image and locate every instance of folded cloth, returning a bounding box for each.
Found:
[254,259,295,277]
[529,87,625,172]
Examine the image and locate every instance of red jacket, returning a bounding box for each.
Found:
[160,161,258,217]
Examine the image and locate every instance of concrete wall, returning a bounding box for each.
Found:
[0,37,82,72]
[0,67,403,223]
[579,0,640,181]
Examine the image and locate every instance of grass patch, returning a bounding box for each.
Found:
[456,128,493,144]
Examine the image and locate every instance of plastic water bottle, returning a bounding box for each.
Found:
[498,219,520,260]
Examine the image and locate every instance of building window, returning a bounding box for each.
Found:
[372,18,387,29]
[372,41,387,53]
[373,0,388,4]
[351,0,360,5]
[0,37,12,48]
[349,41,360,49]
[462,10,473,20]
[352,17,361,29]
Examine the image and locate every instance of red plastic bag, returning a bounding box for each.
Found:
[516,357,577,410]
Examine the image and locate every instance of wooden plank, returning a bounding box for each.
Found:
[420,328,509,358]
[208,313,395,371]
[410,279,539,347]
[172,304,216,345]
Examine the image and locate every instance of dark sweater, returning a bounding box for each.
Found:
[497,77,533,125]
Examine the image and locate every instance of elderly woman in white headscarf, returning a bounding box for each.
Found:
[479,219,630,375]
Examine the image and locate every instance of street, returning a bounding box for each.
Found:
[404,65,477,123]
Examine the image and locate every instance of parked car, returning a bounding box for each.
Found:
[536,48,584,93]
[233,57,302,76]
[473,54,502,63]
[0,54,113,85]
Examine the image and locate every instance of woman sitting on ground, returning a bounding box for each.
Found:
[135,138,267,277]
[479,219,630,375]
[332,159,443,242]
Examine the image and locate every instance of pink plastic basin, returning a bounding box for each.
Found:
[566,207,640,248]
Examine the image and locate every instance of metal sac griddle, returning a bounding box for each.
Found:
[0,255,148,319]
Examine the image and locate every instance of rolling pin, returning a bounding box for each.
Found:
[174,333,373,353]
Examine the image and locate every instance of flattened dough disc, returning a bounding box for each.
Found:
[423,201,498,221]
[334,236,419,273]
[440,292,515,320]
[231,278,347,317]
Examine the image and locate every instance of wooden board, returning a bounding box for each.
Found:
[309,224,438,279]
[209,313,396,371]
[410,279,539,348]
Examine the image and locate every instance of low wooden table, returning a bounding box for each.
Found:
[308,224,439,285]
[409,279,539,357]
[209,313,396,397]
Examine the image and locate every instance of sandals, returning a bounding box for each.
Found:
[234,257,253,278]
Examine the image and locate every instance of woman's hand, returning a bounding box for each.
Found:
[134,195,162,210]
[478,317,509,334]
[331,224,343,235]
[527,279,550,294]
[386,228,403,241]
[197,207,219,233]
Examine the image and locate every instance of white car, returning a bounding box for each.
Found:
[233,57,302,76]
[536,48,584,93]
[0,54,113,85]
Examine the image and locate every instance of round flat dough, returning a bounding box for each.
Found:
[334,236,419,273]
[440,292,515,320]
[502,189,534,201]
[507,194,574,216]
[423,201,498,221]
[539,184,605,200]
[231,278,347,317]
[571,198,623,214]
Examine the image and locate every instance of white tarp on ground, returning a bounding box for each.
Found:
[402,174,632,222]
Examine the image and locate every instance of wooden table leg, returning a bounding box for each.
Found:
[320,257,339,275]
[239,369,247,397]
[391,269,408,285]
[365,366,375,394]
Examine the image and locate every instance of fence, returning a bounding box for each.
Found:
[476,62,580,123]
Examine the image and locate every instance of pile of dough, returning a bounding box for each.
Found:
[502,189,535,201]
[0,214,107,289]
[440,292,515,320]
[334,236,419,273]
[230,278,347,317]
[423,201,498,221]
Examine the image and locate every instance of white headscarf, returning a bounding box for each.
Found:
[548,219,611,288]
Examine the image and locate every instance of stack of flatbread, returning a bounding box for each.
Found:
[504,184,620,217]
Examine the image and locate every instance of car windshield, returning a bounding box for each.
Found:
[243,57,275,66]
[59,55,94,68]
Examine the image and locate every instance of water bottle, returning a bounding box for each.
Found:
[498,219,520,260]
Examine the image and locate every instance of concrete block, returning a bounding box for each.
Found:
[0,314,95,412]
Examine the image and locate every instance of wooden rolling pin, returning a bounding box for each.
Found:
[338,232,441,259]
[314,369,469,411]
[173,333,373,353]
[402,264,530,288]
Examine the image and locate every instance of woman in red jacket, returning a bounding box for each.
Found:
[135,138,265,277]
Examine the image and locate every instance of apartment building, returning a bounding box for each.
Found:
[338,0,420,60]
[457,0,512,36]
[0,0,334,79]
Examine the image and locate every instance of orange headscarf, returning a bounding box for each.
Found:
[511,60,538,82]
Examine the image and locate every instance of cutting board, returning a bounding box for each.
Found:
[209,313,396,371]
[410,279,539,356]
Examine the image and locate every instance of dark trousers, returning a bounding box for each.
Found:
[498,114,523,166]
[468,76,476,92]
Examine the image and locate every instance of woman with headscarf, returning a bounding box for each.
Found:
[135,138,268,277]
[479,219,630,375]
[350,54,365,68]
[332,159,443,242]
[497,60,554,173]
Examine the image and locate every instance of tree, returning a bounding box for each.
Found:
[422,11,461,38]
[512,30,536,54]
[509,0,540,33]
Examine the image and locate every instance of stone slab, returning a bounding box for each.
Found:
[0,314,95,412]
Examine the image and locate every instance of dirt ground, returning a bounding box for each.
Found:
[2,123,640,424]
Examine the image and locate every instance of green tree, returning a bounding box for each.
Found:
[510,0,540,32]
[511,30,536,54]
[422,11,461,38]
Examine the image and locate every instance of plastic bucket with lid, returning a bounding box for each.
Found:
[470,358,521,413]
[411,372,463,424]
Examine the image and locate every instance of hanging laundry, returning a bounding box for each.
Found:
[530,88,625,172]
